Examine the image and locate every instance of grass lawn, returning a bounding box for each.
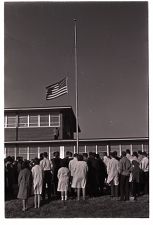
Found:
[5,194,149,218]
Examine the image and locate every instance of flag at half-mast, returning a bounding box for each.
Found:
[46,77,68,100]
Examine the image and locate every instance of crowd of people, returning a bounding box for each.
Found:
[5,149,149,211]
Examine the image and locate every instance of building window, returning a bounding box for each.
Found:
[6,147,15,157]
[50,115,60,127]
[40,115,49,127]
[29,146,38,160]
[97,145,107,158]
[86,145,96,153]
[18,116,28,127]
[18,147,28,160]
[6,116,16,127]
[29,115,38,127]
[39,146,49,157]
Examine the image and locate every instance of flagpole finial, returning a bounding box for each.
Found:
[73,18,77,22]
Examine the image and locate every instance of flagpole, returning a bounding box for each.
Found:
[74,19,79,154]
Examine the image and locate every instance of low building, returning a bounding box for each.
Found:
[4,106,149,160]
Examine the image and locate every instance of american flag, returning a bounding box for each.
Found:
[46,77,68,100]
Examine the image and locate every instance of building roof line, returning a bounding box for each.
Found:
[5,137,149,144]
[4,106,73,111]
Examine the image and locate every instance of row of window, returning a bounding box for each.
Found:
[4,114,60,128]
[5,144,148,160]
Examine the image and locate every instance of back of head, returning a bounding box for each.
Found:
[77,154,83,161]
[73,153,78,158]
[126,149,130,155]
[142,151,147,157]
[60,159,67,167]
[65,151,70,157]
[34,158,40,165]
[113,151,117,157]
[40,153,44,160]
[43,152,48,158]
[138,150,142,155]
[89,152,93,157]
[121,151,126,158]
[69,152,73,158]
[95,154,100,159]
[133,151,138,158]
[110,152,116,158]
[103,152,107,157]
[53,151,60,158]
[22,160,29,169]
[83,153,88,158]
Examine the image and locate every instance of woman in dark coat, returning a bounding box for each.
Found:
[17,160,32,211]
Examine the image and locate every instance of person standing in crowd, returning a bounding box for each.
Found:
[57,160,70,201]
[126,149,133,194]
[138,151,144,163]
[71,154,88,200]
[62,151,73,168]
[102,152,111,168]
[140,152,149,195]
[31,158,43,208]
[107,152,119,199]
[130,152,140,200]
[40,152,53,202]
[5,156,17,200]
[39,153,44,161]
[119,151,131,201]
[137,150,144,194]
[95,154,107,195]
[113,151,120,161]
[87,152,99,197]
[82,153,88,162]
[17,160,32,211]
[51,151,62,197]
[126,149,133,162]
[68,153,78,197]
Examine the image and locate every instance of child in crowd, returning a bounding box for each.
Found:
[57,159,70,201]
[31,158,43,208]
[17,160,32,211]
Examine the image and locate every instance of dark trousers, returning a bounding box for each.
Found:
[42,170,52,200]
[120,175,130,201]
[143,171,149,194]
[131,181,139,199]
[110,180,118,197]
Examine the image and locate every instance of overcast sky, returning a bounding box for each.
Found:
[4,1,148,139]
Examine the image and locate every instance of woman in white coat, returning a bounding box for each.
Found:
[71,154,88,200]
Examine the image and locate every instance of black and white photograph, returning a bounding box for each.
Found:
[3,0,149,219]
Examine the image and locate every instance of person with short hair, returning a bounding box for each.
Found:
[119,151,132,201]
[40,152,53,201]
[82,153,88,162]
[31,158,43,208]
[51,151,62,197]
[62,151,73,168]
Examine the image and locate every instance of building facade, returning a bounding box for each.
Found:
[4,106,149,160]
